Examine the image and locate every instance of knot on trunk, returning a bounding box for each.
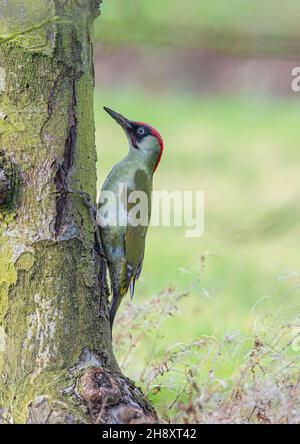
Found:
[0,150,17,210]
[78,367,121,420]
[77,367,157,424]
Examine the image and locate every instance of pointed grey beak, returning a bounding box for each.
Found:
[103,106,132,130]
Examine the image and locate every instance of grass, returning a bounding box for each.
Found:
[113,284,300,423]
[94,89,300,419]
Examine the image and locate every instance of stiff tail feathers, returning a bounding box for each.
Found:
[110,290,121,330]
[110,262,132,330]
[110,286,127,330]
[110,263,142,329]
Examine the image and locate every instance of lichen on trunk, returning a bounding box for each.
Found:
[0,0,157,424]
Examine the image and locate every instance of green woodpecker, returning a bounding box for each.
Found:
[98,107,164,328]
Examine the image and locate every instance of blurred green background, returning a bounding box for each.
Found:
[93,0,300,412]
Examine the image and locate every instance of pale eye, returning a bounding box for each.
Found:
[137,127,145,135]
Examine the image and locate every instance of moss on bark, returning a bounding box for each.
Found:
[0,0,157,424]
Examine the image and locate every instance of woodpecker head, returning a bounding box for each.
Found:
[104,106,164,172]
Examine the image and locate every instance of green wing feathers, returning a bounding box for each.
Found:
[124,169,151,295]
[109,169,152,327]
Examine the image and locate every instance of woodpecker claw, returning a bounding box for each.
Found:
[53,189,98,230]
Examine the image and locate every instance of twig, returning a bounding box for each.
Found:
[0,16,62,45]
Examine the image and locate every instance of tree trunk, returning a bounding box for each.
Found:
[0,0,157,424]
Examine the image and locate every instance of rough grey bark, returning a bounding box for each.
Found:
[0,0,157,424]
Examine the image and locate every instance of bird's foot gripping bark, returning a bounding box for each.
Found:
[51,189,98,229]
[67,190,98,229]
[66,189,110,304]
[67,189,107,258]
